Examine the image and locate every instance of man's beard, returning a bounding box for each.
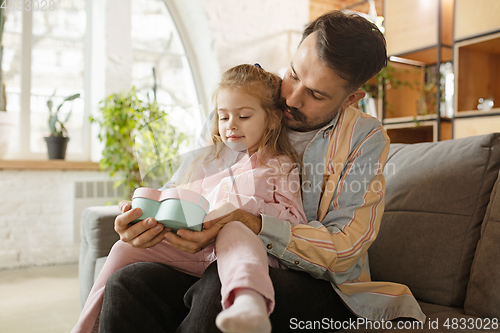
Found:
[285,106,341,132]
[287,107,307,123]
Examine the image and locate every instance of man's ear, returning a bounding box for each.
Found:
[340,89,366,111]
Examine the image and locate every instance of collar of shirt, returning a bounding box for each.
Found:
[301,111,341,155]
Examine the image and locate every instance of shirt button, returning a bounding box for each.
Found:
[266,243,273,249]
[294,260,300,265]
[223,184,229,190]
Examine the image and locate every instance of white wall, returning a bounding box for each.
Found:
[201,0,309,75]
[1,0,309,270]
[0,170,112,269]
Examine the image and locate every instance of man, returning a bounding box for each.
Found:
[99,11,424,333]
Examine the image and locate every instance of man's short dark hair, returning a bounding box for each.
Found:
[302,10,387,92]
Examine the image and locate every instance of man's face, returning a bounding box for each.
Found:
[281,32,359,132]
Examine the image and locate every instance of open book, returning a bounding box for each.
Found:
[131,187,210,232]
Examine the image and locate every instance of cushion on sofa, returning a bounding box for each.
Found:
[368,133,500,307]
[79,205,121,308]
[464,169,500,319]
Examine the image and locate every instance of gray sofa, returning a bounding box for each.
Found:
[79,133,500,332]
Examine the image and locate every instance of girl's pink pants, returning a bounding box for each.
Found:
[71,221,278,333]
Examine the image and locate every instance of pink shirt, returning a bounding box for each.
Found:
[187,147,306,226]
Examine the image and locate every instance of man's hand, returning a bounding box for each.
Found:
[114,200,171,249]
[164,207,263,254]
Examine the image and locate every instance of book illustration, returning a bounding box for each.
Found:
[131,187,210,232]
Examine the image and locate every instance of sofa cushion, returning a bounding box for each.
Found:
[79,205,120,308]
[369,133,500,307]
[464,170,500,319]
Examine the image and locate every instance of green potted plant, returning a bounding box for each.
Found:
[91,86,188,200]
[44,91,80,159]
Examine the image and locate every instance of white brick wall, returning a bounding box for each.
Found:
[0,170,112,269]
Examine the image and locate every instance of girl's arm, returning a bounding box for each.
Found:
[223,156,306,226]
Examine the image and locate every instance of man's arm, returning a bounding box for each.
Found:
[260,123,390,283]
[114,201,170,248]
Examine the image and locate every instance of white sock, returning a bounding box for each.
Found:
[215,288,271,333]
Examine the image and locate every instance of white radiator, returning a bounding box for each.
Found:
[73,181,122,242]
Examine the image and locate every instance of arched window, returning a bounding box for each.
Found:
[131,0,201,147]
[2,1,87,159]
[2,0,218,160]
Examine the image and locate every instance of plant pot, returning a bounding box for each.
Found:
[0,112,15,159]
[44,136,69,160]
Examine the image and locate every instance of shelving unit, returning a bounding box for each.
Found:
[453,19,500,138]
[381,0,454,143]
[313,0,500,143]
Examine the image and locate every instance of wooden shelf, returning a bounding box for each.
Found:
[383,114,447,125]
[454,0,500,41]
[455,108,500,118]
[0,160,100,171]
[454,32,500,114]
[390,46,453,65]
[383,0,500,142]
[454,115,500,139]
[384,119,452,143]
[382,0,454,144]
[385,0,453,58]
[384,61,425,119]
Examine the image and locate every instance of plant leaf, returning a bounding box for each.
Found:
[64,93,81,102]
[64,108,73,123]
[49,115,57,134]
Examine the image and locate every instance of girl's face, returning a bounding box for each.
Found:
[216,88,268,155]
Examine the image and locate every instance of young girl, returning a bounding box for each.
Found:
[72,64,307,333]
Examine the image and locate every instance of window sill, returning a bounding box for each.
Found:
[0,159,101,171]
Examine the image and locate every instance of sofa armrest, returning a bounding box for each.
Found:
[79,205,121,308]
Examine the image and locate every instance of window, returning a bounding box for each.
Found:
[131,0,201,148]
[3,1,87,160]
[3,0,206,161]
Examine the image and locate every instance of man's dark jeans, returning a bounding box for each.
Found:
[99,261,355,333]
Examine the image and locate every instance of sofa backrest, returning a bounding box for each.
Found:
[464,168,500,319]
[368,133,500,307]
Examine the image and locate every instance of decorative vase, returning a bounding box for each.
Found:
[44,136,69,160]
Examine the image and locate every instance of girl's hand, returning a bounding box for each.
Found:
[164,207,262,254]
[114,200,171,249]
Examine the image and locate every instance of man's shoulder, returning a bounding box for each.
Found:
[344,106,383,130]
[336,107,389,147]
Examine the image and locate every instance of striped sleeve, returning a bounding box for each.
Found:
[259,110,390,283]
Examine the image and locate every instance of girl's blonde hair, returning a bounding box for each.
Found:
[211,64,300,166]
[175,64,300,187]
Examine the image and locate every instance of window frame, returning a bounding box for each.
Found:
[6,0,219,162]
